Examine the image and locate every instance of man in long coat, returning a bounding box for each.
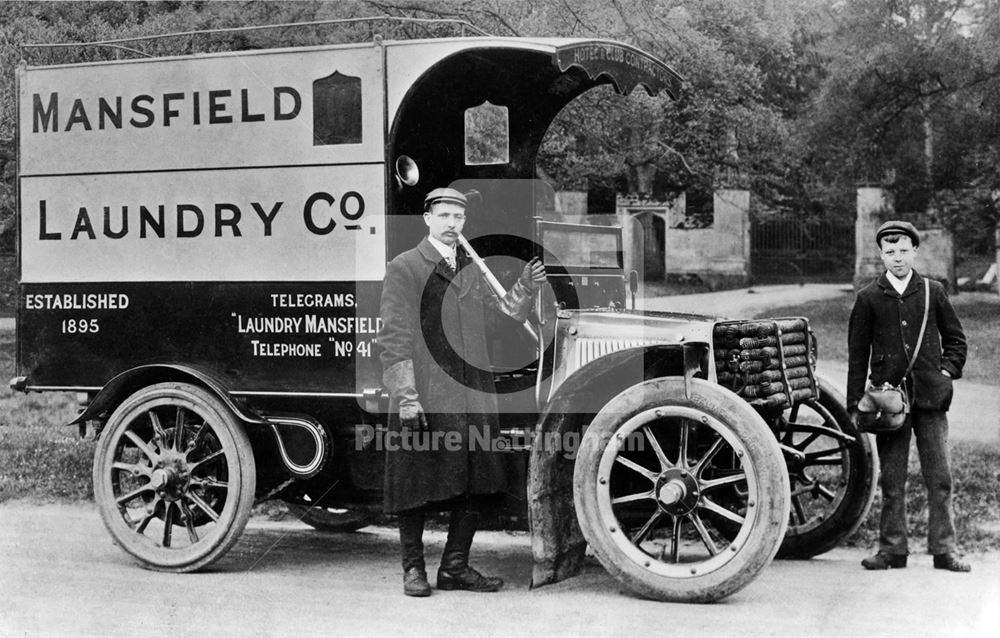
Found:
[847,220,969,572]
[378,187,545,596]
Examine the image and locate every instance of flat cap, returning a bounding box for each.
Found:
[875,220,920,247]
[423,187,467,211]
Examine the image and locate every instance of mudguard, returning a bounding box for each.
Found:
[68,363,266,427]
[528,343,704,588]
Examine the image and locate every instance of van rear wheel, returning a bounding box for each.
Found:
[284,503,372,533]
[574,377,789,603]
[93,382,256,572]
[775,378,877,558]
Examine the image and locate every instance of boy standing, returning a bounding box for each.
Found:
[847,220,969,572]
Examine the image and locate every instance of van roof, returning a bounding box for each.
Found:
[23,35,681,100]
[20,16,681,98]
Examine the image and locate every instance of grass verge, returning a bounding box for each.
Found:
[0,389,92,502]
[768,292,1000,552]
[764,290,1000,386]
[844,440,1000,553]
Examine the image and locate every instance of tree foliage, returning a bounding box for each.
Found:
[1,0,999,247]
[801,0,1000,220]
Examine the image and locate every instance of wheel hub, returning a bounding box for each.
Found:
[152,451,191,502]
[658,481,685,504]
[655,468,700,516]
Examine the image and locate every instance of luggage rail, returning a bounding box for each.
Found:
[20,15,492,60]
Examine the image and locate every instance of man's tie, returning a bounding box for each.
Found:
[444,254,457,272]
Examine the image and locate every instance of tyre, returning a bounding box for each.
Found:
[574,377,789,603]
[284,503,372,533]
[774,377,877,559]
[92,382,256,572]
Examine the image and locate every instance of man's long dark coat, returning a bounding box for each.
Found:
[847,271,967,412]
[378,237,529,513]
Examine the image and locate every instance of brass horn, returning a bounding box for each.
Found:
[394,155,419,187]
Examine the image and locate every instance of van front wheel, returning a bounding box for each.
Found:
[574,377,789,603]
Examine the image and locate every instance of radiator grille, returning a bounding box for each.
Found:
[572,338,664,370]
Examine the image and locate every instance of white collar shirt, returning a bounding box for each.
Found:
[886,269,913,295]
[428,235,457,270]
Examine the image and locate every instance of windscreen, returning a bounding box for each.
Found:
[538,221,623,272]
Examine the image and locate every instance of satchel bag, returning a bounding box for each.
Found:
[856,277,929,433]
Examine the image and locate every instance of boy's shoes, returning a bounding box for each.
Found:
[861,552,908,570]
[933,553,971,572]
[403,567,432,597]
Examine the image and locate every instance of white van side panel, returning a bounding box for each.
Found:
[20,46,385,175]
[20,165,385,283]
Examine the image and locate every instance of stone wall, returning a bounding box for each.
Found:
[616,189,750,290]
[854,187,956,290]
[616,192,678,278]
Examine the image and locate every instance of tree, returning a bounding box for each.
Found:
[0,0,448,243]
[802,0,1000,217]
[12,0,998,245]
[523,0,809,214]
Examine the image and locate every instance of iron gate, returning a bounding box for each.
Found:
[750,217,854,284]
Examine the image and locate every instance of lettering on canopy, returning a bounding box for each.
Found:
[554,42,682,99]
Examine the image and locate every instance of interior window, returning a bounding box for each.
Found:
[313,71,362,145]
[464,101,509,165]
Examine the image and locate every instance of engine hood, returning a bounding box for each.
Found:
[558,307,722,335]
[546,308,719,398]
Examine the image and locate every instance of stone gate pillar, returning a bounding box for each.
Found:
[555,191,587,224]
[854,186,889,289]
[711,189,750,287]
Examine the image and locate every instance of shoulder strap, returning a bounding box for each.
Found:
[904,276,930,377]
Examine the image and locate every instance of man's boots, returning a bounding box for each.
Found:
[436,508,503,592]
[398,509,431,597]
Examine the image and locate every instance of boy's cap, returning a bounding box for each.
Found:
[424,188,467,211]
[875,220,920,247]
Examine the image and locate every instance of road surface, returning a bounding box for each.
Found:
[3,284,997,636]
[1,502,996,637]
